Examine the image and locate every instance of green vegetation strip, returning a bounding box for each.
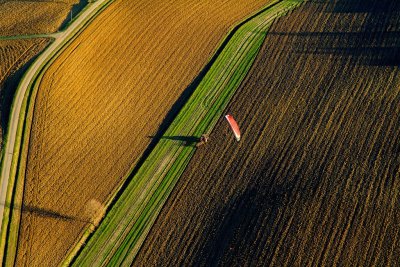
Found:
[72,1,303,265]
[0,0,114,264]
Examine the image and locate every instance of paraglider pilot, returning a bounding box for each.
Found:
[196,134,209,147]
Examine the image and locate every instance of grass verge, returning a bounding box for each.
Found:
[71,1,304,265]
[0,0,115,264]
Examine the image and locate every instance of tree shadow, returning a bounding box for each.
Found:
[274,31,400,66]
[59,0,89,31]
[148,135,199,147]
[0,202,89,223]
[267,0,400,66]
[0,42,51,148]
[330,0,400,13]
[192,179,297,266]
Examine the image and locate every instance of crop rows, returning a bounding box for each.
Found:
[0,1,78,36]
[0,39,49,142]
[72,1,303,265]
[135,0,400,265]
[14,0,272,265]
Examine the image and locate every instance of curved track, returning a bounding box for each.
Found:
[0,0,111,257]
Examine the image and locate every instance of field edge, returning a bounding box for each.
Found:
[0,0,115,264]
[71,1,304,265]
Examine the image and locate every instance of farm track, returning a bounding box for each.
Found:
[15,0,274,265]
[0,0,112,264]
[135,0,400,265]
[0,0,86,151]
[0,39,50,147]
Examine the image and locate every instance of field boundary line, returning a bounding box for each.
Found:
[70,0,304,265]
[0,0,115,264]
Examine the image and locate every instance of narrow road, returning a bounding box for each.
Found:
[0,0,111,243]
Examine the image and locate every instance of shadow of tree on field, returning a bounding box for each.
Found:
[0,202,90,223]
[59,0,89,31]
[268,0,400,66]
[330,0,400,13]
[192,178,298,266]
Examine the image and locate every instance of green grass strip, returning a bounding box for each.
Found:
[72,1,304,265]
[0,0,115,264]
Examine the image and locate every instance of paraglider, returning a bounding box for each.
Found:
[225,114,241,141]
[196,134,210,147]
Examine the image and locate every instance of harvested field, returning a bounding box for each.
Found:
[16,0,272,266]
[0,38,49,141]
[0,1,78,36]
[72,2,302,265]
[135,0,400,266]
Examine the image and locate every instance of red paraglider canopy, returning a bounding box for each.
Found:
[225,114,241,141]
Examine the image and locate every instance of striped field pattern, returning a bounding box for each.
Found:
[15,0,273,266]
[135,0,400,265]
[0,1,77,36]
[72,1,303,265]
[0,39,49,140]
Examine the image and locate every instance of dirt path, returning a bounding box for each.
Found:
[0,0,110,253]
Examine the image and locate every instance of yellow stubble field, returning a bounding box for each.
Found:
[15,0,272,266]
[0,1,78,36]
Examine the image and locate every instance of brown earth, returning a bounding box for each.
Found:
[0,0,81,146]
[0,39,49,144]
[135,0,400,265]
[0,0,79,36]
[16,0,272,266]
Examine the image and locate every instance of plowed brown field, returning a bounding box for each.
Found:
[135,0,400,265]
[16,0,272,266]
[0,39,49,140]
[0,1,78,36]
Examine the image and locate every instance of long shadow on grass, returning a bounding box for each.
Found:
[330,0,400,13]
[308,0,400,13]
[148,135,199,147]
[269,31,400,66]
[69,1,282,263]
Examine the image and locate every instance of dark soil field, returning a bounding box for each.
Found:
[15,1,271,265]
[135,0,400,265]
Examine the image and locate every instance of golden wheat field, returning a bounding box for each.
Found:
[15,0,273,265]
[0,38,49,140]
[0,0,79,145]
[0,1,79,36]
[135,0,400,265]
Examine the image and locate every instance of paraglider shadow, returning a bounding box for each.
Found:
[148,135,199,147]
